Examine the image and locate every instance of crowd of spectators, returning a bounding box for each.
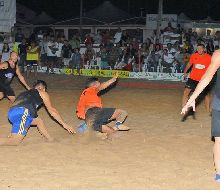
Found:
[1,24,220,75]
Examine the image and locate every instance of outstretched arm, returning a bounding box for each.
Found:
[39,90,76,134]
[97,72,118,92]
[16,65,31,90]
[181,50,220,114]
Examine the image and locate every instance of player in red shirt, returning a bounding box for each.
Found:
[76,73,129,138]
[182,44,212,121]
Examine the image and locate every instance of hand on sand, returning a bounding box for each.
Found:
[63,124,76,134]
[181,100,196,115]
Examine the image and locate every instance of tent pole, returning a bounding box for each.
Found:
[79,0,83,38]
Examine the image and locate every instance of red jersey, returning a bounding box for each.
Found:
[189,53,211,81]
[76,87,102,119]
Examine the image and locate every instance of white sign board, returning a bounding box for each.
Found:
[0,0,16,32]
[146,14,178,30]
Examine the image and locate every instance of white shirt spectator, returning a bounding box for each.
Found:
[47,41,58,57]
[56,42,63,57]
[39,41,48,55]
[163,53,174,64]
[114,31,122,43]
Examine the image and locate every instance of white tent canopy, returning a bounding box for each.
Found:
[0,0,16,32]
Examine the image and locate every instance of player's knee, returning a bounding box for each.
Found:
[117,109,128,117]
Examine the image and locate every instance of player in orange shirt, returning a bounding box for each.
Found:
[76,73,129,138]
[182,44,212,121]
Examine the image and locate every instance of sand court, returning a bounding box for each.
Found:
[0,74,219,190]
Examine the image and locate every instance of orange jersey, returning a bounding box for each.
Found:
[189,53,211,81]
[76,87,102,119]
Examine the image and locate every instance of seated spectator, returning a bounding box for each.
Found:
[62,40,72,68]
[133,50,144,72]
[108,43,122,68]
[99,47,109,69]
[167,43,177,56]
[182,41,193,54]
[115,49,130,70]
[84,46,95,64]
[127,44,137,58]
[161,49,175,73]
[1,42,11,63]
[174,47,185,73]
[70,48,81,74]
[176,24,183,34]
[153,39,163,50]
[164,22,175,33]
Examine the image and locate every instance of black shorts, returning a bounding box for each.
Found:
[185,78,199,91]
[85,107,116,132]
[26,60,38,66]
[212,109,220,137]
[185,78,212,94]
[47,56,57,62]
[0,83,15,97]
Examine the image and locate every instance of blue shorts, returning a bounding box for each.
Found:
[8,107,33,136]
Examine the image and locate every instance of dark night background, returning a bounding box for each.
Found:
[17,0,220,21]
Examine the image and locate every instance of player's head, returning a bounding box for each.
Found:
[85,77,100,88]
[9,52,18,63]
[33,80,47,91]
[197,44,205,55]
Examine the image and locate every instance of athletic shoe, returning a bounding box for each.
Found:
[215,173,220,181]
[113,124,130,131]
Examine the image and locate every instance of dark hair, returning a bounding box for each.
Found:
[197,43,205,48]
[33,80,47,91]
[85,77,99,88]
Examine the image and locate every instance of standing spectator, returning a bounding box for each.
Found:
[131,38,139,51]
[206,40,215,55]
[84,34,93,47]
[39,35,48,67]
[121,30,129,45]
[99,47,109,69]
[69,35,80,51]
[102,30,112,45]
[62,40,72,68]
[26,41,40,77]
[47,36,58,73]
[18,38,28,72]
[55,38,64,69]
[15,29,25,43]
[70,48,81,75]
[113,28,122,44]
[1,43,11,63]
[134,28,143,43]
